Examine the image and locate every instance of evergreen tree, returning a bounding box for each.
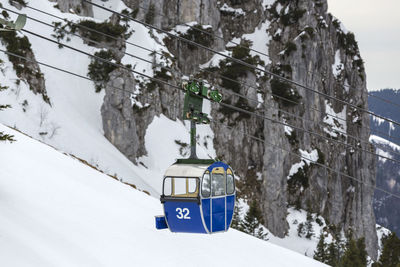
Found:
[144,4,155,25]
[314,232,327,263]
[375,232,400,267]
[256,225,268,241]
[230,202,242,230]
[305,210,314,239]
[324,226,344,267]
[356,237,368,267]
[340,237,367,267]
[297,222,305,237]
[326,240,340,267]
[239,200,268,240]
[0,84,15,142]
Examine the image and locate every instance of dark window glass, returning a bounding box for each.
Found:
[212,173,225,196]
[227,173,234,194]
[201,173,211,197]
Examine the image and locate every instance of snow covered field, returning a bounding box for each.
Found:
[0,124,326,267]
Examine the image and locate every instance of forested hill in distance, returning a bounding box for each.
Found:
[369,89,400,146]
[369,89,400,236]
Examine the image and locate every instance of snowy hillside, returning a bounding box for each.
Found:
[0,0,214,196]
[0,124,326,267]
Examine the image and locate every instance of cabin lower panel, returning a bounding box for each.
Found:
[201,199,211,232]
[212,197,225,232]
[163,201,207,233]
[226,195,235,229]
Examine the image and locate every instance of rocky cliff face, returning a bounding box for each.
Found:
[52,0,93,17]
[261,0,377,258]
[59,0,378,259]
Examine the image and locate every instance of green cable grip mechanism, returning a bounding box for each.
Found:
[182,80,222,159]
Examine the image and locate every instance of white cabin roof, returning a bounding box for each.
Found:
[164,164,209,178]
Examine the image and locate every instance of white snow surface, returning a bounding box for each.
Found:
[332,50,344,77]
[284,125,293,135]
[268,208,333,258]
[300,149,319,164]
[0,124,326,267]
[288,161,306,178]
[376,148,392,163]
[200,50,232,68]
[91,0,128,21]
[288,149,319,178]
[323,100,347,138]
[376,225,392,259]
[242,20,271,64]
[372,116,385,126]
[276,3,284,13]
[370,134,400,152]
[262,0,276,10]
[220,3,245,16]
[202,19,271,68]
[389,121,395,135]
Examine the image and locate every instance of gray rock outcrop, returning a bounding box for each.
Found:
[52,0,93,17]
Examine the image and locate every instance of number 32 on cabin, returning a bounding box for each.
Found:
[176,208,191,219]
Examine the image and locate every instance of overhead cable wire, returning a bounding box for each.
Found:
[15,5,400,144]
[17,27,400,165]
[18,27,400,164]
[1,47,399,201]
[25,1,399,120]
[0,48,134,95]
[210,118,400,200]
[8,8,400,149]
[134,3,271,60]
[83,0,400,129]
[3,9,388,152]
[23,4,156,55]
[134,2,400,113]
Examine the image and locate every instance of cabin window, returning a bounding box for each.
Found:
[226,169,235,195]
[164,179,172,195]
[174,178,187,195]
[212,172,225,197]
[201,172,211,197]
[163,177,199,197]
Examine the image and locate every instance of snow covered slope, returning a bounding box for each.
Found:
[0,0,215,196]
[0,124,326,267]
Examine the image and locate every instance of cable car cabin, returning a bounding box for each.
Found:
[156,161,235,234]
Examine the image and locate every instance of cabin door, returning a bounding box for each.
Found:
[210,167,226,232]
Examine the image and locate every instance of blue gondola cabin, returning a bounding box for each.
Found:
[156,161,236,234]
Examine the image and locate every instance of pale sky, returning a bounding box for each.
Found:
[328,0,400,91]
